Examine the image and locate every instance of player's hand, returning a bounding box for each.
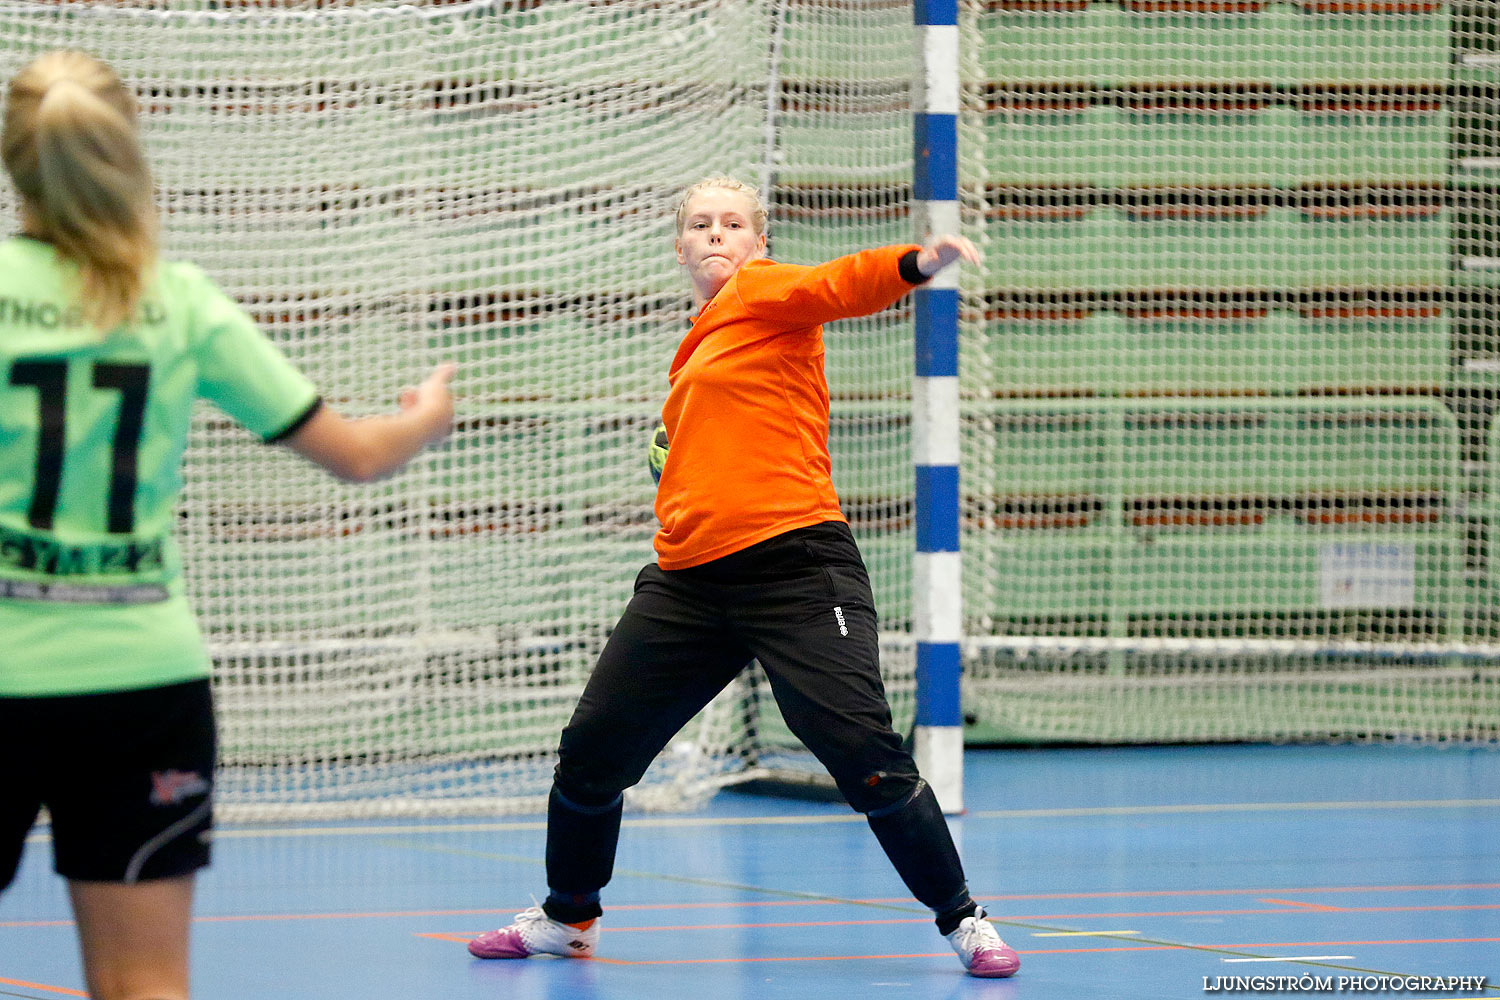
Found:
[401,362,456,442]
[916,234,981,278]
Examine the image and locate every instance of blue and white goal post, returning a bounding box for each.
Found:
[912,0,965,815]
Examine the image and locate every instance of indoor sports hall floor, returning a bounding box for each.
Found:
[2,744,1496,1000]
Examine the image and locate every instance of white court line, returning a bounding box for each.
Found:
[1224,956,1355,963]
[23,797,1500,844]
[969,799,1500,821]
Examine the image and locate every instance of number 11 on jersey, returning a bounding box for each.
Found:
[9,359,149,534]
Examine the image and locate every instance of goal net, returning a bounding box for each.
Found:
[961,0,1499,745]
[0,1,1493,820]
[0,0,918,818]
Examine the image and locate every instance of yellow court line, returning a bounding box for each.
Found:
[1223,955,1355,962]
[1033,930,1141,937]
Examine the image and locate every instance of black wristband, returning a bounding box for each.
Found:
[898,249,928,285]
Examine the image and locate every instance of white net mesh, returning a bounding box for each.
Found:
[0,0,917,818]
[3,1,1495,819]
[961,0,1499,744]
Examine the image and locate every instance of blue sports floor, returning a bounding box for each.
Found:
[2,744,1497,1000]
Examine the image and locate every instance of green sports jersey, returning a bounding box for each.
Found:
[0,236,319,696]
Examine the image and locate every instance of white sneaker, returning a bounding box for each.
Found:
[945,906,1020,978]
[467,905,599,959]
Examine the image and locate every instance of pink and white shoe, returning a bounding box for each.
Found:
[945,906,1020,978]
[468,905,599,959]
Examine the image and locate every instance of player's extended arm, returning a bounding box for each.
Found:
[738,235,981,326]
[285,363,456,483]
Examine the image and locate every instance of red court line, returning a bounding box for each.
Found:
[418,930,1165,948]
[1227,937,1500,949]
[1,899,888,927]
[193,907,516,923]
[1260,897,1347,911]
[15,894,1496,930]
[1020,941,1500,959]
[0,975,87,997]
[683,906,1486,928]
[1021,945,1188,956]
[975,883,1500,902]
[557,899,854,911]
[427,934,1500,965]
[588,917,930,932]
[428,918,934,940]
[3,907,526,928]
[432,900,1500,935]
[592,886,1500,909]
[583,951,958,967]
[1011,903,1500,920]
[9,883,1494,930]
[4,909,538,931]
[16,884,1483,925]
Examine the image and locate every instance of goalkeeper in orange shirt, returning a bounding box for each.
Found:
[468,176,1018,978]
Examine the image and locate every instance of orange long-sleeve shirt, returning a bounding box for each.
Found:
[653,244,924,570]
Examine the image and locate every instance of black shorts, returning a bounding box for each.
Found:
[0,677,215,889]
[557,520,919,814]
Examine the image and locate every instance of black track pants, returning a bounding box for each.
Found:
[546,521,968,910]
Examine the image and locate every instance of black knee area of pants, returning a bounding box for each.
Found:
[864,780,971,913]
[839,761,923,815]
[545,783,623,899]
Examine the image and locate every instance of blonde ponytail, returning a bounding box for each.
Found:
[2,50,157,333]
